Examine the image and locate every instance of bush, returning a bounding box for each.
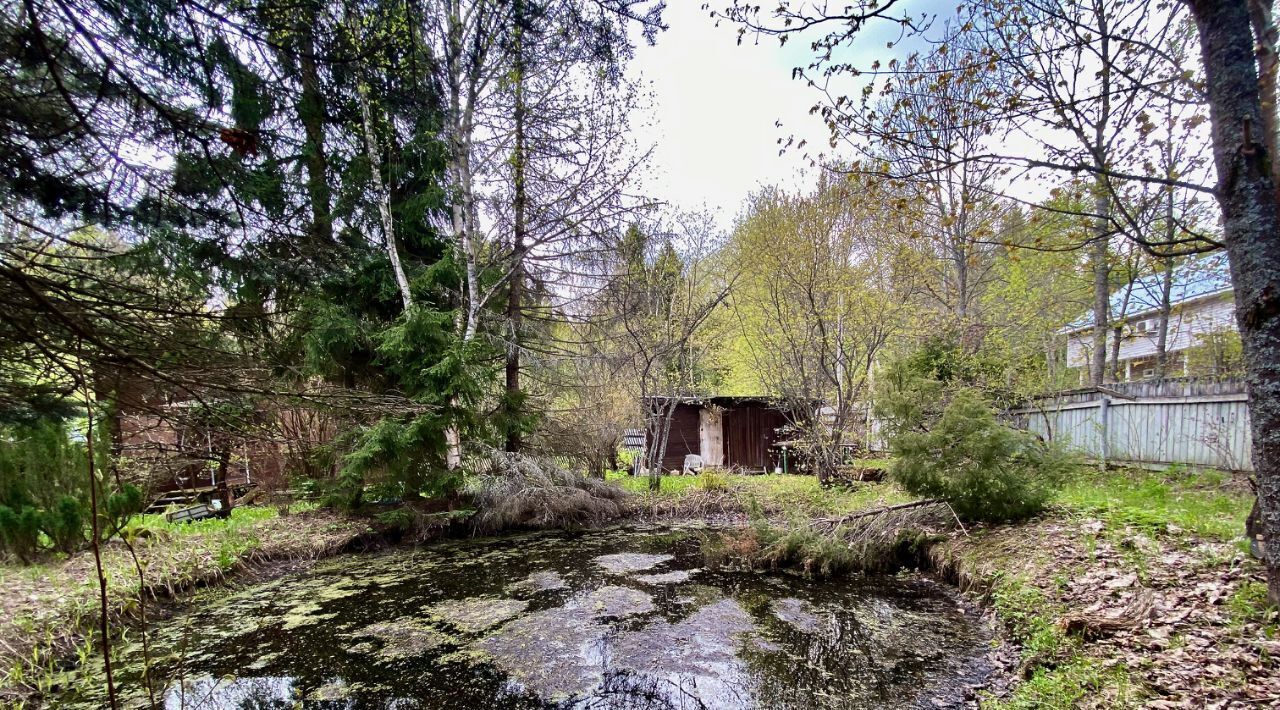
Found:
[45,495,86,554]
[0,504,41,562]
[889,389,1068,523]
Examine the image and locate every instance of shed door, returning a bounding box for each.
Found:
[699,408,724,467]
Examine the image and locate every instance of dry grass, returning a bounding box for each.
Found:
[702,500,957,578]
[465,452,630,534]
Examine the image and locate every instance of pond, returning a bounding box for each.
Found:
[65,524,997,709]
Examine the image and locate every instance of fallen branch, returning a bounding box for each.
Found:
[1059,589,1155,640]
[809,498,944,530]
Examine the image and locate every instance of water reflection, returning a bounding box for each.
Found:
[67,525,993,709]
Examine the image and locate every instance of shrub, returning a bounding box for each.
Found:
[100,483,143,539]
[44,495,86,554]
[889,388,1068,523]
[0,504,41,562]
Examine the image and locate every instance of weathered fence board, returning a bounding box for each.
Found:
[1007,378,1253,471]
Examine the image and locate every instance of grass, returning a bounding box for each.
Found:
[466,452,629,533]
[608,470,915,518]
[992,655,1139,710]
[1054,466,1252,542]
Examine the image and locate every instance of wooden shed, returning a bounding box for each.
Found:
[644,396,796,472]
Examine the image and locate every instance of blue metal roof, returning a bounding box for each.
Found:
[1065,252,1232,331]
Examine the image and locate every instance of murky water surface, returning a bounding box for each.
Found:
[67,524,995,709]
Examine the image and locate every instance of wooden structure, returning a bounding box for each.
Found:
[645,396,794,472]
[1007,377,1253,471]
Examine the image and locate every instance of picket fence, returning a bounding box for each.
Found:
[1006,378,1253,472]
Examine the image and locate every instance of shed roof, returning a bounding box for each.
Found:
[1064,252,1232,332]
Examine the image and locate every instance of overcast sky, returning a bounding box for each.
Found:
[624,4,823,227]
[624,3,930,229]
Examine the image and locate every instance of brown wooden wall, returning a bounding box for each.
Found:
[659,404,702,470]
[651,401,789,471]
[723,404,789,470]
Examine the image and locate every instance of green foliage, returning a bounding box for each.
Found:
[45,496,86,555]
[889,389,1066,522]
[0,504,42,563]
[877,350,1069,523]
[0,421,141,562]
[1185,328,1245,378]
[100,484,143,540]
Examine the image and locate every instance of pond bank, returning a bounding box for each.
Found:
[0,508,376,705]
[3,468,1276,708]
[623,469,1277,708]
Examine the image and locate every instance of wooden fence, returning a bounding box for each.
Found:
[1006,378,1253,472]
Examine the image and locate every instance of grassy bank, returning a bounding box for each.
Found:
[0,506,370,705]
[947,466,1272,709]
[611,467,911,520]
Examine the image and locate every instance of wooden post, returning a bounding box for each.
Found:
[1099,395,1111,468]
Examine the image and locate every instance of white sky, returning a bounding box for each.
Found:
[625,3,939,228]
[624,4,822,227]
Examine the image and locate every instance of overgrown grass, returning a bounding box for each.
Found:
[1054,466,1252,542]
[467,453,629,533]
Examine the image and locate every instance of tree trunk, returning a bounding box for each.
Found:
[1156,256,1175,377]
[356,80,413,311]
[1110,274,1135,381]
[215,443,232,517]
[296,13,332,245]
[1187,0,1280,606]
[1090,214,1110,386]
[1248,0,1280,191]
[505,0,527,453]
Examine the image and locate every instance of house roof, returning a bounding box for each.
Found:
[1064,252,1232,332]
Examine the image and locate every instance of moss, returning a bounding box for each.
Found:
[425,597,529,634]
[473,607,607,701]
[580,585,653,618]
[770,597,820,632]
[592,552,673,574]
[350,617,454,661]
[507,570,567,594]
[633,569,697,585]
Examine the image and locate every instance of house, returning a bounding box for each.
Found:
[640,396,797,472]
[1063,253,1236,382]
